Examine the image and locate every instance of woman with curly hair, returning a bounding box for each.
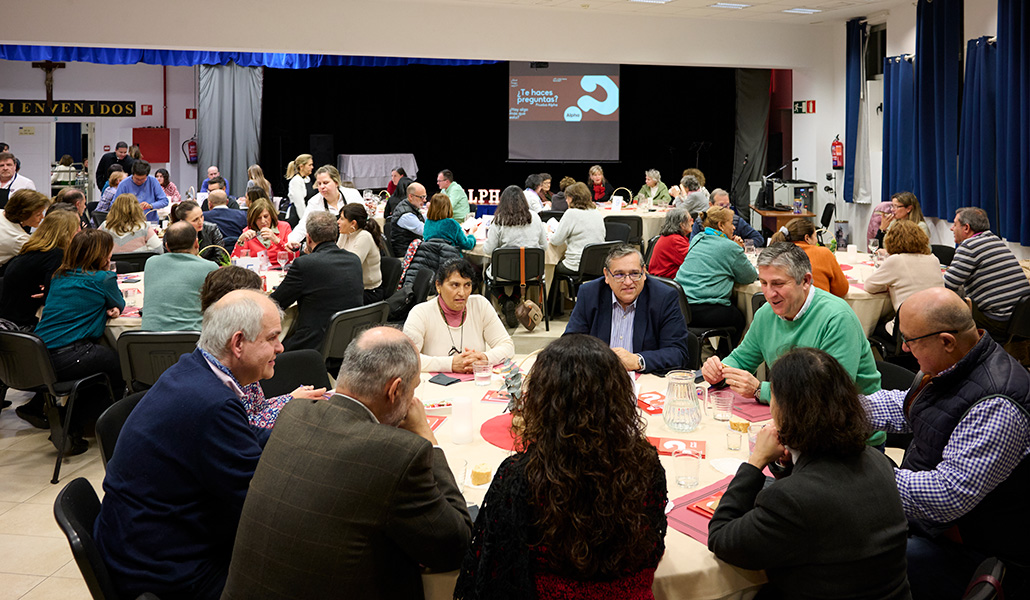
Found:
[864,219,944,312]
[708,347,910,599]
[454,334,667,599]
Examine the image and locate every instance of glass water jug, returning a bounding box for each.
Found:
[662,370,708,433]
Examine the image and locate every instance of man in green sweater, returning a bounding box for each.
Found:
[141,221,219,331]
[437,169,470,222]
[702,242,880,403]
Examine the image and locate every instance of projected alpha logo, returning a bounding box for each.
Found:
[564,76,619,122]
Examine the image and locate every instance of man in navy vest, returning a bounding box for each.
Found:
[863,287,1030,599]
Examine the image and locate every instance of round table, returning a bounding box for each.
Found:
[419,367,767,600]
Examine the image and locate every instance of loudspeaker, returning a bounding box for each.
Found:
[309,134,334,170]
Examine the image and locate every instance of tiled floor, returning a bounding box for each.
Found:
[0,316,569,599]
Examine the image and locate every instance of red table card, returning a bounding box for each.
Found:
[647,437,706,458]
[686,490,725,519]
[426,415,447,432]
[481,389,510,403]
[637,391,666,415]
[666,476,734,545]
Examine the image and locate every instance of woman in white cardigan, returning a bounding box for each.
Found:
[864,219,945,311]
[403,259,514,373]
[337,203,384,304]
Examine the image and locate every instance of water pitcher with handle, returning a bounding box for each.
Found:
[663,370,708,433]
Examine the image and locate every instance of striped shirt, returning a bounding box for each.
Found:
[944,231,1030,320]
[609,297,637,353]
[863,385,1030,523]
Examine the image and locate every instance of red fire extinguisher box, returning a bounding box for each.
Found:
[133,127,170,163]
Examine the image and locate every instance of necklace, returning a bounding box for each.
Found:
[439,302,467,355]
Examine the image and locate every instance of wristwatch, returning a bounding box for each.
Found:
[636,354,645,372]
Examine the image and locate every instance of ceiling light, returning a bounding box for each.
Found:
[710,2,751,8]
[782,7,822,14]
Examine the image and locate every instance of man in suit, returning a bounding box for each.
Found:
[270,210,362,351]
[565,244,690,373]
[221,326,472,600]
[203,189,247,247]
[94,290,284,600]
[94,141,134,192]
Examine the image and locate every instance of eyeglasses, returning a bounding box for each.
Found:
[411,194,427,200]
[607,270,644,282]
[900,329,958,345]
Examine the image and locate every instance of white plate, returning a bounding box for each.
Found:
[463,470,494,490]
[709,458,745,476]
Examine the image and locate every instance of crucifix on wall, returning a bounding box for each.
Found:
[31,60,65,112]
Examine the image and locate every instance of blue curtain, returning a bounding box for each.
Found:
[0,45,497,68]
[996,0,1030,244]
[881,56,918,203]
[914,0,963,219]
[844,18,866,203]
[958,37,998,227]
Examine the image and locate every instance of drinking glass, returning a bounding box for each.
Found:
[726,431,742,451]
[710,389,734,421]
[673,449,701,488]
[744,239,756,257]
[450,458,468,494]
[867,238,879,255]
[277,251,289,270]
[473,360,492,386]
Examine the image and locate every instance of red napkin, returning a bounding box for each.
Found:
[120,306,142,318]
[667,476,734,545]
[839,264,853,271]
[731,392,771,422]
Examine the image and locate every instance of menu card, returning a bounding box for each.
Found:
[666,476,734,545]
[637,391,665,415]
[481,389,510,403]
[426,415,447,432]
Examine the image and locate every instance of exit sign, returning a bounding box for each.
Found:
[793,100,816,114]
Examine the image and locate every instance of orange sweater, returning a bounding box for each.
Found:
[796,241,849,298]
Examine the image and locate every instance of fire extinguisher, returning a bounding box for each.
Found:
[182,138,198,164]
[831,135,844,170]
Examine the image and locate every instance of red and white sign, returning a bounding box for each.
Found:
[648,437,706,457]
[185,108,197,119]
[103,145,110,151]
[637,391,666,415]
[140,104,152,116]
[806,100,816,113]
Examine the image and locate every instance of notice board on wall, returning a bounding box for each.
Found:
[132,127,170,163]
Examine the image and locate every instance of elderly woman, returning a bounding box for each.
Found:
[285,153,315,219]
[876,191,930,244]
[708,347,911,599]
[676,206,756,343]
[523,173,548,213]
[647,208,693,278]
[337,203,385,304]
[233,197,295,260]
[455,334,667,598]
[588,165,614,204]
[636,169,672,206]
[402,258,514,373]
[289,165,348,245]
[0,189,49,272]
[154,168,180,204]
[864,220,944,312]
[100,193,164,254]
[548,181,606,315]
[423,192,478,249]
[674,175,709,217]
[171,200,224,262]
[770,217,848,298]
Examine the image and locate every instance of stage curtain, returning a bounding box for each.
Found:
[881,56,918,203]
[958,37,998,227]
[914,0,963,219]
[0,45,496,68]
[198,63,262,195]
[996,0,1030,244]
[730,69,770,218]
[844,18,871,204]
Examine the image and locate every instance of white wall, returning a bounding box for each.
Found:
[0,61,198,199]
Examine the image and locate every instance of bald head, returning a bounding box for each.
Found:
[900,288,976,336]
[407,182,427,207]
[899,287,979,375]
[208,189,228,207]
[336,326,420,424]
[164,221,199,253]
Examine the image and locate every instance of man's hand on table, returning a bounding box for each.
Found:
[400,393,438,445]
[703,356,761,399]
[612,347,642,371]
[290,385,327,400]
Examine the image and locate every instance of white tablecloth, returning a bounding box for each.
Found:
[337,153,418,189]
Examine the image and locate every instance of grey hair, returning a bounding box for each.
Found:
[645,169,661,183]
[757,242,811,284]
[198,293,283,359]
[337,327,419,400]
[604,243,645,271]
[709,188,730,204]
[681,175,700,191]
[306,210,339,245]
[659,208,691,236]
[955,207,990,233]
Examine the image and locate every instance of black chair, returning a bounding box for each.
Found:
[412,268,435,305]
[643,235,661,267]
[260,349,330,398]
[604,215,644,246]
[547,241,622,315]
[876,360,916,451]
[815,202,835,246]
[111,251,158,274]
[651,275,737,359]
[382,220,394,257]
[91,210,108,229]
[379,256,402,295]
[0,331,114,484]
[117,331,200,393]
[539,210,565,223]
[686,331,701,370]
[1004,295,1030,344]
[931,244,956,266]
[604,221,631,242]
[751,292,767,314]
[321,301,390,366]
[54,478,121,600]
[95,390,147,468]
[487,247,549,331]
[962,557,1006,600]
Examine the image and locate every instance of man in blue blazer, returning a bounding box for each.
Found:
[565,244,690,373]
[203,189,247,247]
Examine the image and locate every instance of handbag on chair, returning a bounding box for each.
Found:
[514,247,543,331]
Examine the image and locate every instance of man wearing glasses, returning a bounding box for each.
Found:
[862,287,1030,599]
[565,244,689,373]
[388,181,427,257]
[437,169,470,222]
